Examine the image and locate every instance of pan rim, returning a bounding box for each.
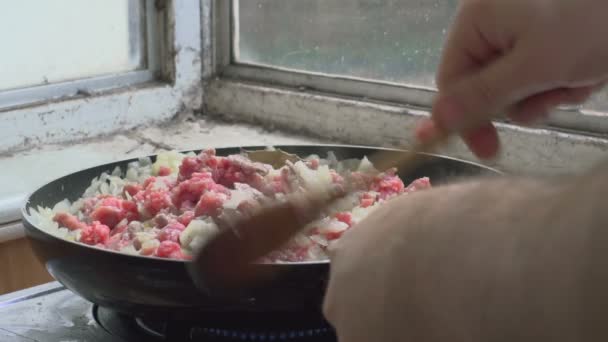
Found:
[21,143,503,266]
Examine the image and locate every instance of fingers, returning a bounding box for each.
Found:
[418,84,599,160]
[425,1,525,160]
[416,119,499,160]
[436,1,503,89]
[433,49,533,132]
[420,0,607,160]
[421,52,528,160]
[462,122,500,159]
[509,86,597,124]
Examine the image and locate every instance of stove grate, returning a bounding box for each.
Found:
[93,305,336,341]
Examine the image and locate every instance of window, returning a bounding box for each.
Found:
[0,0,159,110]
[1,0,144,91]
[236,0,455,88]
[212,0,608,134]
[0,0,202,152]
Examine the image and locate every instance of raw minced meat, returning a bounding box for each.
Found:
[27,149,431,262]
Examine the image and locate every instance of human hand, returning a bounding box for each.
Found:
[323,173,608,341]
[417,0,608,159]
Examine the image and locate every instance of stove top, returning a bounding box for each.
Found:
[0,282,336,342]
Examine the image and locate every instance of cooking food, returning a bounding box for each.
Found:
[28,149,431,262]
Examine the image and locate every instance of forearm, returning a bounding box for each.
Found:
[556,160,608,340]
[482,161,608,341]
[323,161,608,342]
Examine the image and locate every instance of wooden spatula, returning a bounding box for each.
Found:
[189,127,451,294]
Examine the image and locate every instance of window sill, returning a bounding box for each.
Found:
[0,222,25,244]
[205,78,608,176]
[0,117,323,239]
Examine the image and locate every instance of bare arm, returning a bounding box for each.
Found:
[323,161,608,341]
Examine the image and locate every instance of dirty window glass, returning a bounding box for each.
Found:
[0,0,144,91]
[236,0,608,113]
[236,0,457,88]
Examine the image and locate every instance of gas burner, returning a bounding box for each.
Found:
[93,305,337,341]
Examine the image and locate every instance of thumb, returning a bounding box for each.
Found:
[433,51,534,132]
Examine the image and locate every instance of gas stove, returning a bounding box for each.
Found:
[0,282,337,342]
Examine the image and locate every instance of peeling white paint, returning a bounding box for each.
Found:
[205,79,608,176]
[1,85,177,151]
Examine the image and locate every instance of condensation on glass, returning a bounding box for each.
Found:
[235,0,457,88]
[0,0,145,91]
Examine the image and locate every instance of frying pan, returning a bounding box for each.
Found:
[21,145,502,320]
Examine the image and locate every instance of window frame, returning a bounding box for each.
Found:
[0,0,202,153]
[209,0,608,136]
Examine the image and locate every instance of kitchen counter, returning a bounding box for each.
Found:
[0,117,324,242]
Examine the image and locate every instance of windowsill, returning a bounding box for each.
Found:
[0,117,324,242]
[206,79,608,176]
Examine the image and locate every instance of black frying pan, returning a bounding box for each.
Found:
[21,145,501,320]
